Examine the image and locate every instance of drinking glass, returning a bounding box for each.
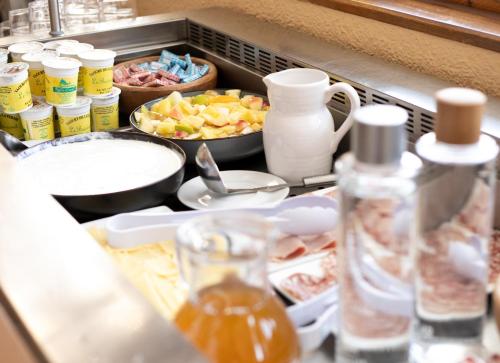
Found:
[9,8,30,35]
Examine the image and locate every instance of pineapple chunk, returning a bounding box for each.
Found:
[156,120,176,136]
[151,102,160,113]
[209,95,239,104]
[204,90,219,96]
[200,127,219,139]
[185,115,205,130]
[221,125,236,135]
[156,99,172,116]
[225,89,241,97]
[251,123,263,132]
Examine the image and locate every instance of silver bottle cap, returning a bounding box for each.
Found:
[352,104,408,165]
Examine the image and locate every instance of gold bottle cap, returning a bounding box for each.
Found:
[435,87,487,144]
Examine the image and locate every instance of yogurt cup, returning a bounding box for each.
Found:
[20,99,55,140]
[44,39,79,51]
[8,41,44,62]
[42,57,82,106]
[56,96,91,137]
[57,43,94,58]
[91,86,121,131]
[78,49,116,96]
[0,62,33,114]
[0,49,9,64]
[22,50,59,97]
[58,43,94,93]
[0,112,24,139]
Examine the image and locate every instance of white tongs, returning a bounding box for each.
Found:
[105,195,338,248]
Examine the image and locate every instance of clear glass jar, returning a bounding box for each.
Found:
[174,213,301,363]
[335,152,417,363]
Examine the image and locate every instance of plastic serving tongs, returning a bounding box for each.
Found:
[105,195,338,248]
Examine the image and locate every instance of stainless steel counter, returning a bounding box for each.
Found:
[0,8,499,363]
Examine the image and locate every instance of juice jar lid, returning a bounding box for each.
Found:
[78,49,117,62]
[57,43,94,57]
[0,62,29,77]
[8,41,44,55]
[42,56,82,70]
[44,39,79,50]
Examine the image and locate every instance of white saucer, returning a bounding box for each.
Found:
[177,170,289,210]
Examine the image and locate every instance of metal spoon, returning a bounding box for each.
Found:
[195,143,336,195]
[0,130,28,155]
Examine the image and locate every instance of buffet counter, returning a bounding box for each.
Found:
[1,8,499,363]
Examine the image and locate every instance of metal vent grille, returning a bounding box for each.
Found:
[188,21,435,141]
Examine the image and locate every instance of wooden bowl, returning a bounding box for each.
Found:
[114,56,217,115]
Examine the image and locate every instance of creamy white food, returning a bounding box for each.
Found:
[20,139,182,195]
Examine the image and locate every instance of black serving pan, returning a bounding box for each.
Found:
[11,131,186,219]
[129,89,266,163]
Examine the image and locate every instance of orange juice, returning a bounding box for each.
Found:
[175,278,300,363]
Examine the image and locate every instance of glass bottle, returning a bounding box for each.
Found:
[412,88,498,363]
[174,213,301,363]
[335,105,420,363]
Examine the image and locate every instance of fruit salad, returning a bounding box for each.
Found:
[134,90,269,140]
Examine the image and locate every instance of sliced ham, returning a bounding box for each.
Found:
[280,273,332,301]
[490,230,500,284]
[129,63,144,73]
[270,236,307,260]
[280,253,337,301]
[302,231,337,252]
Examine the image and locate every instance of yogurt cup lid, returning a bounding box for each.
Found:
[22,50,58,63]
[20,99,52,114]
[44,39,80,50]
[91,86,121,100]
[78,49,117,61]
[57,96,92,109]
[42,56,82,69]
[0,62,29,76]
[57,43,94,56]
[8,41,44,54]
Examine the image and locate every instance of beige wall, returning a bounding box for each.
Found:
[136,0,500,97]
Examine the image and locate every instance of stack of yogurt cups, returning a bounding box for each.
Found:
[0,43,36,141]
[58,44,120,133]
[0,40,120,142]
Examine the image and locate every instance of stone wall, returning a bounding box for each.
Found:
[136,0,500,97]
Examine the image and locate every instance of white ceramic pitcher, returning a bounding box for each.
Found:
[263,68,361,183]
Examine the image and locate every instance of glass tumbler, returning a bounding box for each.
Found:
[174,213,301,363]
[9,9,30,35]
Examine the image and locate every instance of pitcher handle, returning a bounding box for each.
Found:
[325,82,361,153]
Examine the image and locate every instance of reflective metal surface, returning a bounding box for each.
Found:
[0,146,205,363]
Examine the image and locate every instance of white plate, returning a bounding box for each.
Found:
[177,170,289,210]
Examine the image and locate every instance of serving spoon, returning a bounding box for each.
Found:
[0,130,28,155]
[195,143,337,195]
